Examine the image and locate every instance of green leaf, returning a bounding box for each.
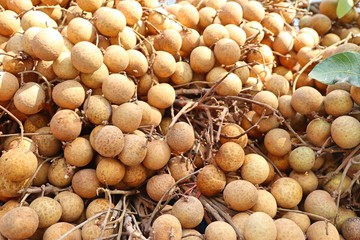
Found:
[308,51,360,87]
[336,0,354,18]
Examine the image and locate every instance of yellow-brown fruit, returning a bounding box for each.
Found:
[242,0,265,22]
[0,10,21,36]
[265,74,290,96]
[223,179,258,211]
[85,198,115,219]
[54,191,84,222]
[52,80,85,110]
[116,0,143,25]
[261,12,284,36]
[219,1,243,25]
[103,45,129,73]
[319,0,338,20]
[220,123,248,148]
[225,24,246,46]
[324,89,353,117]
[306,221,339,240]
[171,61,193,85]
[350,86,360,105]
[21,10,57,31]
[151,214,182,240]
[252,90,279,115]
[205,221,237,240]
[96,157,126,185]
[112,102,142,133]
[71,41,103,73]
[264,128,292,157]
[32,28,63,61]
[81,219,114,239]
[215,72,242,96]
[176,4,199,28]
[291,86,324,115]
[14,82,46,115]
[93,7,126,37]
[282,212,311,233]
[50,109,82,142]
[304,190,337,221]
[320,33,341,47]
[242,21,265,43]
[52,51,80,79]
[198,7,217,29]
[146,173,175,202]
[323,173,351,197]
[102,73,135,105]
[47,157,75,188]
[142,139,171,170]
[72,169,103,199]
[293,32,315,52]
[180,28,200,55]
[335,207,357,231]
[196,164,226,197]
[247,44,274,65]
[202,23,229,47]
[214,38,241,66]
[0,207,39,239]
[342,217,360,240]
[152,51,177,78]
[43,222,82,240]
[278,95,296,118]
[29,196,62,228]
[91,125,124,158]
[0,72,19,101]
[84,95,112,125]
[270,177,303,208]
[251,189,277,218]
[310,14,332,35]
[66,17,96,44]
[33,158,50,187]
[147,83,176,109]
[289,170,318,195]
[153,29,182,56]
[118,134,147,166]
[241,153,270,184]
[215,142,245,172]
[274,218,305,240]
[289,146,315,173]
[122,164,147,187]
[331,115,360,149]
[31,128,58,156]
[244,212,277,240]
[190,46,216,73]
[166,122,195,153]
[171,196,204,228]
[306,118,331,147]
[168,156,195,182]
[76,0,102,12]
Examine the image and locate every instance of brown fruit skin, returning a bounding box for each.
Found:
[0,71,19,101]
[215,142,245,172]
[146,174,175,202]
[72,169,103,199]
[171,196,204,228]
[331,116,360,149]
[306,221,340,240]
[147,83,176,109]
[122,164,147,187]
[47,158,75,188]
[29,196,62,228]
[291,86,324,115]
[85,198,115,219]
[13,82,46,115]
[223,180,258,211]
[306,118,331,147]
[252,90,279,115]
[142,139,171,170]
[96,157,126,185]
[91,125,125,158]
[282,212,311,233]
[220,123,248,148]
[43,222,82,240]
[151,214,182,240]
[304,190,337,221]
[350,86,360,105]
[289,146,315,173]
[205,221,237,240]
[52,80,85,110]
[324,90,353,117]
[270,177,303,208]
[54,191,84,222]
[289,170,318,195]
[71,41,103,74]
[50,109,82,142]
[64,137,94,167]
[190,46,216,73]
[244,212,277,240]
[240,153,269,185]
[0,207,38,239]
[341,217,360,240]
[275,218,305,240]
[251,189,278,218]
[196,164,226,197]
[118,134,147,167]
[264,128,292,157]
[166,122,195,153]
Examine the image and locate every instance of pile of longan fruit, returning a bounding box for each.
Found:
[0,0,359,239]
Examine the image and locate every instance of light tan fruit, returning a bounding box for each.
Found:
[35,60,57,81]
[43,222,81,240]
[168,156,195,182]
[171,196,204,228]
[323,173,351,196]
[319,0,338,20]
[176,4,199,28]
[171,61,193,85]
[324,89,353,117]
[0,207,39,239]
[282,212,311,233]
[309,14,332,35]
[242,21,265,43]
[289,170,318,195]
[32,158,50,187]
[251,189,277,218]
[180,28,200,55]
[147,83,176,109]
[306,118,331,147]
[64,137,93,167]
[103,45,129,73]
[152,51,176,78]
[112,102,142,133]
[96,157,126,185]
[225,24,246,46]
[84,95,112,125]
[76,0,102,12]
[182,229,202,240]
[125,49,149,77]
[274,218,305,240]
[54,191,84,222]
[0,71,19,101]
[224,179,258,211]
[52,80,85,109]
[214,38,241,66]
[350,86,360,105]
[215,142,245,172]
[102,73,135,105]
[122,164,147,187]
[118,134,147,166]
[32,28,63,61]
[72,169,103,199]
[85,198,115,219]
[14,82,46,115]
[331,115,360,149]
[190,46,216,73]
[142,139,171,170]
[116,0,142,25]
[252,90,278,115]
[151,214,182,240]
[146,174,175,202]
[264,128,292,157]
[29,196,62,228]
[202,23,229,47]
[232,212,250,234]
[47,158,75,188]
[278,95,296,118]
[91,125,124,158]
[289,146,315,173]
[32,126,62,157]
[271,177,303,208]
[306,221,339,240]
[67,17,96,44]
[21,10,57,31]
[215,72,242,96]
[219,1,243,25]
[291,86,324,115]
[0,10,21,36]
[220,123,248,148]
[50,109,82,142]
[304,190,337,221]
[196,164,226,197]
[205,221,237,240]
[166,121,195,153]
[241,153,269,184]
[71,41,103,73]
[244,212,277,240]
[94,7,126,37]
[261,12,284,36]
[265,74,289,96]
[342,217,360,240]
[198,7,217,29]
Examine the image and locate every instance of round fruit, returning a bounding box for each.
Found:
[215,142,245,172]
[50,109,82,142]
[52,80,85,109]
[29,196,62,228]
[270,177,303,208]
[264,128,292,157]
[306,118,331,147]
[291,86,324,115]
[71,169,103,199]
[196,164,226,197]
[13,82,46,115]
[205,221,237,240]
[240,153,269,185]
[342,217,360,240]
[112,102,142,133]
[190,46,216,73]
[244,212,277,240]
[96,157,126,185]
[304,190,337,221]
[0,71,19,101]
[71,41,103,73]
[274,218,305,240]
[324,89,353,117]
[118,134,147,166]
[250,189,277,218]
[331,115,360,149]
[146,174,175,202]
[54,191,84,222]
[151,214,182,240]
[43,222,82,240]
[171,196,204,228]
[252,90,279,115]
[166,122,195,153]
[223,179,258,211]
[288,146,315,173]
[32,28,63,61]
[306,221,339,240]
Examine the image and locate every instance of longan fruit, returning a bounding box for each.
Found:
[20,10,57,31]
[0,207,39,239]
[168,156,195,182]
[215,72,243,96]
[261,12,284,36]
[122,164,147,187]
[291,86,324,115]
[241,153,270,184]
[35,60,57,81]
[214,38,241,66]
[243,21,265,43]
[142,139,171,170]
[202,24,229,47]
[116,0,142,25]
[0,10,21,36]
[147,83,176,109]
[30,196,62,228]
[350,86,360,105]
[278,95,296,118]
[76,0,102,12]
[54,191,84,222]
[151,214,182,240]
[215,142,245,172]
[176,4,199,28]
[93,7,126,37]
[306,117,331,147]
[274,218,305,240]
[323,173,351,196]
[14,82,46,115]
[205,0,226,9]
[166,121,195,153]
[0,71,19,102]
[319,0,338,20]
[170,61,193,85]
[84,95,111,125]
[182,229,202,239]
[306,221,339,240]
[282,212,311,233]
[96,157,125,185]
[196,164,226,197]
[152,51,177,78]
[146,174,175,202]
[190,46,216,73]
[309,14,332,35]
[125,49,149,77]
[289,170,318,195]
[112,102,142,133]
[342,217,360,240]
[251,189,277,218]
[0,173,29,199]
[91,125,125,158]
[220,123,248,148]
[102,73,135,105]
[52,80,85,110]
[85,198,115,219]
[103,45,129,73]
[219,1,243,25]
[32,28,63,61]
[67,17,96,44]
[293,32,315,52]
[48,158,75,188]
[252,90,279,115]
[32,126,62,157]
[265,74,290,96]
[304,190,337,221]
[242,0,265,22]
[335,207,357,231]
[71,41,103,74]
[50,109,82,142]
[43,222,81,240]
[244,212,277,240]
[198,7,217,29]
[118,134,147,166]
[324,89,353,117]
[331,115,360,149]
[273,66,293,81]
[22,27,42,59]
[270,177,303,208]
[240,110,262,138]
[32,158,50,187]
[205,221,237,240]
[225,24,246,46]
[72,168,103,199]
[223,179,258,211]
[247,44,274,65]
[288,146,315,173]
[268,153,291,172]
[320,33,341,47]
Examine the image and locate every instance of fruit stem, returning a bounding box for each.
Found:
[0,104,24,144]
